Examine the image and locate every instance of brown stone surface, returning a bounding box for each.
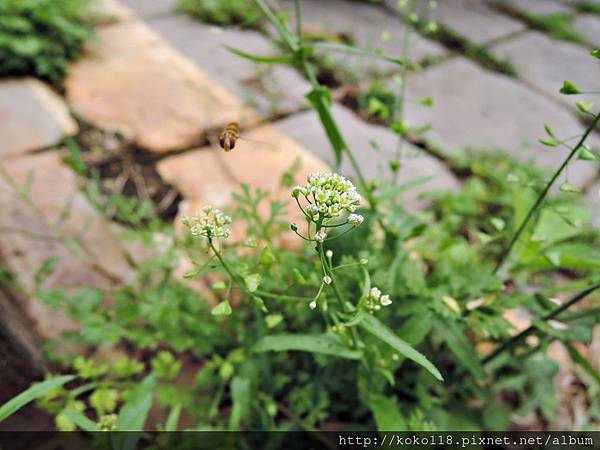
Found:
[0,78,78,158]
[157,124,327,236]
[158,124,325,202]
[66,20,257,153]
[0,152,134,338]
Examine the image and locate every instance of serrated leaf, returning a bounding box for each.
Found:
[0,375,75,423]
[211,300,232,316]
[252,334,362,359]
[559,80,582,95]
[359,315,443,381]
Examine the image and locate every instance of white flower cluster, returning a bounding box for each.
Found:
[182,206,232,240]
[364,287,392,313]
[292,172,362,222]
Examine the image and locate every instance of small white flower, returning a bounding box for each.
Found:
[370,287,382,300]
[323,275,332,285]
[309,301,317,310]
[348,213,364,226]
[325,250,333,258]
[380,294,392,306]
[183,206,231,240]
[314,230,328,242]
[293,172,361,223]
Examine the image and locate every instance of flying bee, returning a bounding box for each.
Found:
[216,121,277,153]
[219,122,241,152]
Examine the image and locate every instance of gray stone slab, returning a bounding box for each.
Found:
[401,57,599,184]
[429,0,526,44]
[147,15,311,118]
[275,103,460,210]
[0,78,78,158]
[117,0,176,18]
[493,31,600,107]
[278,0,446,77]
[573,14,600,46]
[489,0,572,15]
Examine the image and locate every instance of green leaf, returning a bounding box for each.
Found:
[312,41,406,66]
[543,123,555,138]
[579,147,597,160]
[421,97,434,107]
[576,101,594,113]
[0,375,75,423]
[538,138,559,147]
[559,181,580,193]
[565,342,600,385]
[115,374,156,431]
[229,376,251,431]
[432,317,486,381]
[359,315,443,381]
[490,217,506,231]
[306,87,346,168]
[211,300,232,316]
[62,408,99,432]
[224,45,292,64]
[252,334,362,359]
[592,49,600,59]
[165,404,182,431]
[367,395,406,431]
[244,273,261,293]
[559,80,582,95]
[265,314,283,328]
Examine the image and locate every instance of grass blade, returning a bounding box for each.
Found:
[359,315,443,381]
[253,334,362,359]
[0,375,75,423]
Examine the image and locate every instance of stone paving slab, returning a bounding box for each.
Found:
[0,78,78,158]
[157,124,325,206]
[489,0,572,15]
[147,15,311,118]
[66,19,257,154]
[493,31,600,108]
[573,14,600,46]
[428,0,526,44]
[401,57,599,185]
[275,103,460,210]
[91,0,136,23]
[0,152,134,338]
[117,0,177,18]
[588,182,600,226]
[278,0,446,77]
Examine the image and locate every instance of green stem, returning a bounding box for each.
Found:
[493,111,600,274]
[392,0,414,186]
[254,289,311,302]
[482,280,600,365]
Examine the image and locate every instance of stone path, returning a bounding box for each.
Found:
[1,0,600,337]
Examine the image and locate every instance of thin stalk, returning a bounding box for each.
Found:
[392,0,414,185]
[482,280,600,365]
[493,111,600,274]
